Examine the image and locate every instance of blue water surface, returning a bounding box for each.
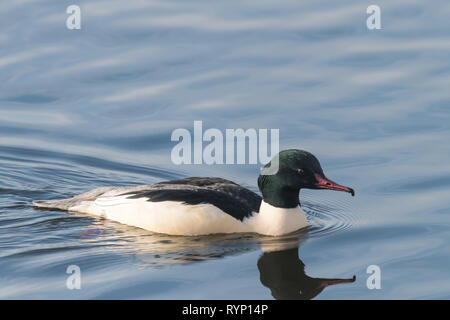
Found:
[0,0,449,299]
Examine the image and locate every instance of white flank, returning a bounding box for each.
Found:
[68,193,308,236]
[69,195,250,236]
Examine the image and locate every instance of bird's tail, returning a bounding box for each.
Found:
[33,198,75,210]
[33,186,117,211]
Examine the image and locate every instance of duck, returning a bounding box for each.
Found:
[33,149,354,236]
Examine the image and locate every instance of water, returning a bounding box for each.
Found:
[1,0,449,299]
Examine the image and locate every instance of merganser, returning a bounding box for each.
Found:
[33,149,354,236]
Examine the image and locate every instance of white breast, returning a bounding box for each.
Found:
[244,200,308,236]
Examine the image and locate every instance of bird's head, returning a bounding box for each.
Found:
[258,149,354,208]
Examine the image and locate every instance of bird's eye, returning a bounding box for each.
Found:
[297,168,304,175]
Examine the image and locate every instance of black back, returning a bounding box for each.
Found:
[121,177,262,221]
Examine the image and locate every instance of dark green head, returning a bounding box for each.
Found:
[258,149,354,208]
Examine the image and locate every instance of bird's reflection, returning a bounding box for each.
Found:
[258,246,355,300]
[80,218,355,299]
[255,231,355,299]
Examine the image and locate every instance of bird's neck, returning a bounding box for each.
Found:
[261,186,301,209]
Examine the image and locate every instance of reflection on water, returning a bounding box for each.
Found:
[79,223,355,299]
[256,231,356,300]
[258,248,355,300]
